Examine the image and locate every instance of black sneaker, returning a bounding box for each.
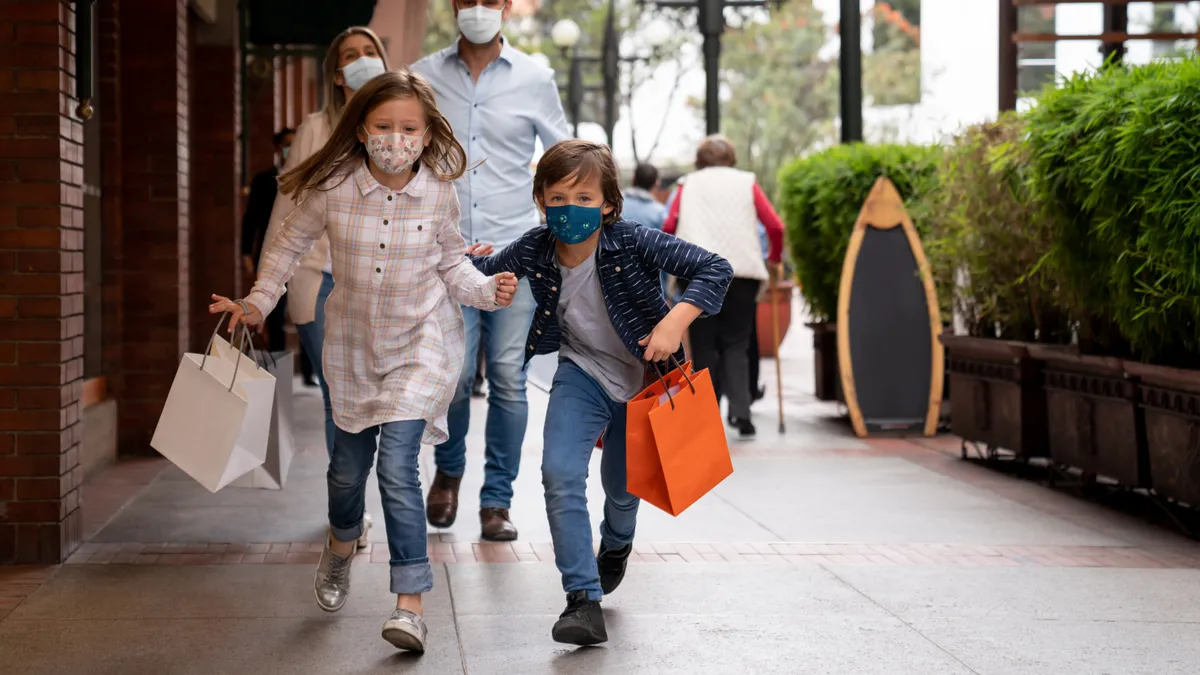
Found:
[729,416,757,438]
[597,542,632,595]
[551,590,608,646]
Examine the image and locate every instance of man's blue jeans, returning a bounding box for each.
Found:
[542,360,640,601]
[329,419,433,595]
[294,272,335,456]
[434,278,536,509]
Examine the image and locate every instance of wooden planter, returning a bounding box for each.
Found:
[940,335,1049,459]
[756,280,794,358]
[1028,345,1147,487]
[1125,361,1200,506]
[809,321,841,402]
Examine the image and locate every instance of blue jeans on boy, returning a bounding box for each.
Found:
[294,271,335,456]
[542,360,640,601]
[435,278,537,509]
[329,419,433,595]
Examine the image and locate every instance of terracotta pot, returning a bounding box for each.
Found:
[808,321,841,402]
[940,335,1052,459]
[756,280,794,358]
[1124,361,1200,506]
[1028,345,1147,487]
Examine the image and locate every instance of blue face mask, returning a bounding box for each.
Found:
[545,204,602,245]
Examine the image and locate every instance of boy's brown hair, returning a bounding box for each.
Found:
[533,140,624,226]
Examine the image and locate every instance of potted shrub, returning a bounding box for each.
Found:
[777,143,941,401]
[1032,59,1200,500]
[922,115,1071,459]
[1025,60,1200,492]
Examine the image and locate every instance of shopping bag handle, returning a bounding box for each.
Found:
[647,356,697,411]
[246,329,278,369]
[200,315,259,392]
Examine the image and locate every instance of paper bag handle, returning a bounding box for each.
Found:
[200,315,259,392]
[647,356,697,411]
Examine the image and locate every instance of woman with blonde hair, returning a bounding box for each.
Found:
[663,134,785,438]
[213,70,519,653]
[257,26,389,545]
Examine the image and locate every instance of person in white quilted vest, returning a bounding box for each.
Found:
[662,135,785,438]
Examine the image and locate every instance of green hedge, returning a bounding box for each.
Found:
[920,115,1069,342]
[777,143,941,324]
[1025,57,1200,366]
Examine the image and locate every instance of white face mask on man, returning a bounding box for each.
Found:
[457,5,503,45]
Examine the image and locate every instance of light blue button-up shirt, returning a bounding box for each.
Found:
[412,40,571,249]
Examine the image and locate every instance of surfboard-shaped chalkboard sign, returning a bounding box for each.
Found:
[836,177,943,438]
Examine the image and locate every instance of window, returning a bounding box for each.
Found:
[1017,5,1056,96]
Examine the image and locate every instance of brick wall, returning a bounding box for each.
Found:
[189,20,240,352]
[114,0,189,454]
[0,0,85,564]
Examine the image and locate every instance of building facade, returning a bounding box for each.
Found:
[0,0,426,565]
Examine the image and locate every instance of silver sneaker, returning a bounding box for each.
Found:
[358,513,372,549]
[314,539,354,612]
[381,609,428,653]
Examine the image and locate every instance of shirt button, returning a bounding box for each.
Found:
[529,345,534,351]
[383,219,388,225]
[551,286,558,292]
[615,266,622,273]
[375,267,382,273]
[379,243,385,249]
[535,273,542,279]
[544,310,551,316]
[387,195,392,201]
[418,225,423,231]
[536,329,542,335]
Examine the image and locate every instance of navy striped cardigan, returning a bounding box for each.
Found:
[470,219,734,366]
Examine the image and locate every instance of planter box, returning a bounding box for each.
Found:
[809,322,841,402]
[940,335,1049,458]
[756,280,794,358]
[1028,345,1147,487]
[1125,361,1200,506]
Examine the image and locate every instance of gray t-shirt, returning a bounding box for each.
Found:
[557,252,646,402]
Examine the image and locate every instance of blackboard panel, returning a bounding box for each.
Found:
[846,226,932,428]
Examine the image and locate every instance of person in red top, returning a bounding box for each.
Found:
[662,135,785,438]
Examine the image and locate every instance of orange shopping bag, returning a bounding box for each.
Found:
[626,359,733,516]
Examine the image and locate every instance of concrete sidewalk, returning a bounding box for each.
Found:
[3,306,1200,674]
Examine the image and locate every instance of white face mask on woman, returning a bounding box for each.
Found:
[341,55,385,92]
[457,6,503,45]
[364,129,427,175]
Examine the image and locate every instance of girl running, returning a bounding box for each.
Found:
[210,69,518,653]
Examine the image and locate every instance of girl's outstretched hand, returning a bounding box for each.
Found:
[494,272,518,307]
[466,242,494,257]
[209,294,263,334]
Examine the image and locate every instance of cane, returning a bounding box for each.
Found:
[770,263,786,434]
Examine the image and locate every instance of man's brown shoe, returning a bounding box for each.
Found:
[480,508,518,541]
[426,470,462,528]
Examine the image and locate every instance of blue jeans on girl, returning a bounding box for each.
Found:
[329,419,433,595]
[542,360,641,600]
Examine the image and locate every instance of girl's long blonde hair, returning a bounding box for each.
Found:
[279,69,467,202]
[320,26,390,126]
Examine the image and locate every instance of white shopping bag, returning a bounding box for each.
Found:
[213,337,296,490]
[151,323,276,493]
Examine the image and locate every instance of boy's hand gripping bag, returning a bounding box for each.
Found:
[626,359,733,516]
[150,321,275,493]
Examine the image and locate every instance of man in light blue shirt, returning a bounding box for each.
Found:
[412,0,571,542]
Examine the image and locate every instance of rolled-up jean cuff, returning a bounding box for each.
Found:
[329,522,363,544]
[390,560,435,595]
